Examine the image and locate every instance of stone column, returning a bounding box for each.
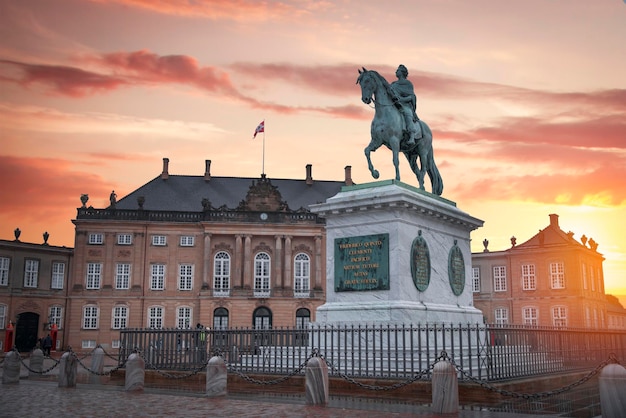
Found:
[203,232,212,290]
[58,351,78,388]
[305,356,328,405]
[205,356,227,397]
[599,363,626,418]
[284,236,293,290]
[125,352,145,391]
[2,351,21,384]
[431,360,458,414]
[235,235,243,288]
[89,347,104,384]
[274,235,283,289]
[243,235,252,289]
[314,235,322,290]
[29,348,44,377]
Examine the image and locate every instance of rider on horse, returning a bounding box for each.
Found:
[390,65,422,146]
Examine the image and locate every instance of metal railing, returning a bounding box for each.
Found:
[119,324,626,381]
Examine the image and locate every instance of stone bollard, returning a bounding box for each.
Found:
[305,356,329,406]
[431,360,458,414]
[58,351,78,388]
[29,348,44,377]
[599,363,626,418]
[2,351,21,384]
[125,352,145,392]
[89,347,105,384]
[205,356,227,397]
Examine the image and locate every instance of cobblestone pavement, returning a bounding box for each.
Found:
[0,380,554,418]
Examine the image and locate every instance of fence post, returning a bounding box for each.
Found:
[89,347,104,384]
[431,359,458,414]
[599,363,626,418]
[2,350,21,384]
[29,348,44,377]
[305,356,328,406]
[58,351,78,388]
[125,352,145,391]
[205,356,227,397]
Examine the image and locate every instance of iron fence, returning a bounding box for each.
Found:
[119,324,626,381]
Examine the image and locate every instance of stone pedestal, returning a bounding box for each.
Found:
[2,351,21,384]
[205,356,227,397]
[89,347,104,384]
[310,180,484,325]
[29,349,44,377]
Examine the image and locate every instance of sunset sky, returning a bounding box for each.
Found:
[1,1,625,299]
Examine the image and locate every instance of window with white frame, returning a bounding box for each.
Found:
[552,306,567,327]
[150,264,165,290]
[213,251,230,296]
[0,304,6,329]
[115,263,130,289]
[152,235,166,246]
[493,266,507,292]
[294,253,310,297]
[582,262,588,289]
[254,252,271,297]
[178,264,193,291]
[180,236,195,247]
[494,307,508,325]
[82,340,97,349]
[24,259,39,288]
[521,264,536,290]
[148,306,164,328]
[0,257,10,286]
[176,306,191,329]
[88,233,104,245]
[471,267,480,293]
[522,306,538,326]
[213,307,229,330]
[111,340,121,349]
[83,305,99,329]
[86,262,102,289]
[51,262,65,289]
[49,306,62,329]
[112,305,128,329]
[550,262,565,289]
[117,234,132,245]
[296,308,311,328]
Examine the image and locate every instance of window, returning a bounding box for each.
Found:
[254,252,271,297]
[117,234,132,245]
[552,306,567,327]
[112,306,128,329]
[178,264,193,291]
[88,233,104,244]
[111,340,121,349]
[471,267,480,293]
[0,304,6,329]
[180,236,195,246]
[115,263,131,289]
[213,308,229,330]
[49,306,62,329]
[550,262,565,289]
[296,308,311,328]
[152,235,166,246]
[590,267,595,291]
[86,263,102,289]
[294,253,310,297]
[253,307,272,329]
[494,307,508,325]
[522,307,538,326]
[213,251,230,296]
[582,262,588,290]
[493,266,507,292]
[82,340,97,349]
[148,306,164,328]
[0,257,9,286]
[521,264,536,290]
[150,264,166,290]
[585,307,591,327]
[24,259,39,288]
[83,305,99,329]
[177,306,192,329]
[51,262,65,289]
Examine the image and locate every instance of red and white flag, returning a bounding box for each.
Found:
[253,120,264,138]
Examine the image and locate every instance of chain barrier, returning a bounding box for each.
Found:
[12,347,60,375]
[136,349,208,379]
[71,348,128,376]
[224,348,317,386]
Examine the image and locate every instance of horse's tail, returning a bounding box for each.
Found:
[428,151,444,196]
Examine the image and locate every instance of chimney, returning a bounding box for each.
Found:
[549,213,559,228]
[344,165,354,186]
[204,160,211,182]
[161,157,169,180]
[305,164,313,185]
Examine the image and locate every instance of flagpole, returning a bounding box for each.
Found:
[262,129,265,176]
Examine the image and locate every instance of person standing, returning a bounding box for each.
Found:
[42,334,53,356]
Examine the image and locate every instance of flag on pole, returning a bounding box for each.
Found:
[253,120,264,138]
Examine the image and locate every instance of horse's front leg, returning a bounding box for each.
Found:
[364,141,380,179]
[391,138,401,181]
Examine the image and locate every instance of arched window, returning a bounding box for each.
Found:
[295,308,310,328]
[0,304,7,329]
[213,251,231,296]
[254,252,271,297]
[253,306,272,329]
[213,307,229,330]
[176,306,192,329]
[112,305,128,329]
[294,253,310,297]
[148,306,164,329]
[82,305,99,329]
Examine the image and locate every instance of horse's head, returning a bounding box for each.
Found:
[356,67,375,105]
